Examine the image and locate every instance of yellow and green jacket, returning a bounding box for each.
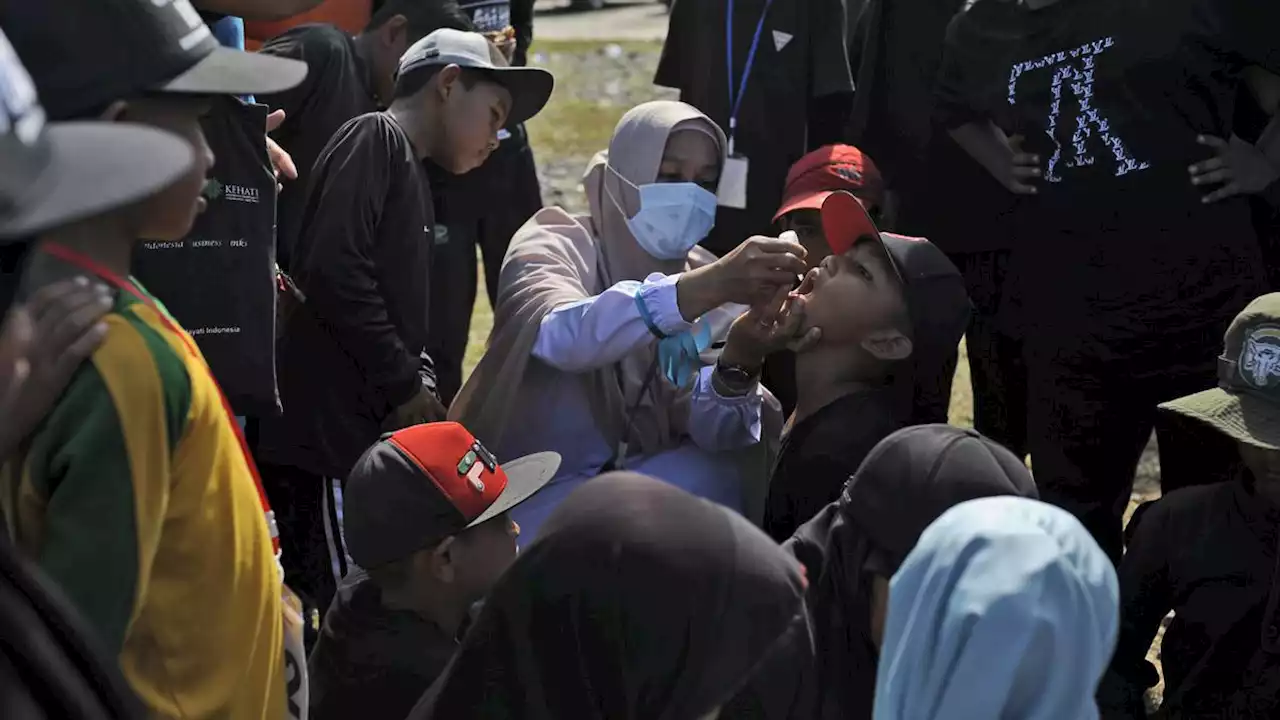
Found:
[1,280,285,719]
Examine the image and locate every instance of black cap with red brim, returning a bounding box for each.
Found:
[820,191,972,362]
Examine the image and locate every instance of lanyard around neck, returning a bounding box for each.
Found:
[726,0,775,155]
[39,243,281,555]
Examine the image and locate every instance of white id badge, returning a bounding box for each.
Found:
[718,155,749,209]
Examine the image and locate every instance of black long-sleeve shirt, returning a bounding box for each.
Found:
[257,24,379,272]
[1100,479,1280,719]
[258,113,435,479]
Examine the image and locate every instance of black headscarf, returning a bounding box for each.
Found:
[409,472,809,720]
[732,425,1040,720]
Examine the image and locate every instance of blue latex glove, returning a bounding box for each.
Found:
[657,322,712,389]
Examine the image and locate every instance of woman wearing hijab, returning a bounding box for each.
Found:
[451,101,808,537]
[409,472,809,720]
[875,496,1119,719]
[728,425,1041,719]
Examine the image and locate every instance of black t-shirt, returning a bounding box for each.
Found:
[846,0,967,192]
[1102,481,1280,717]
[458,0,510,32]
[656,0,854,256]
[762,389,904,542]
[309,572,457,720]
[257,24,379,272]
[939,0,1280,353]
[907,6,1028,252]
[259,112,435,478]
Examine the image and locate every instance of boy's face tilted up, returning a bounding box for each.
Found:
[796,238,913,361]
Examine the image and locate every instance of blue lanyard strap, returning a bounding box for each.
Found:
[726,0,774,152]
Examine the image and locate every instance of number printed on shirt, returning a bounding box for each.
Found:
[1008,36,1151,183]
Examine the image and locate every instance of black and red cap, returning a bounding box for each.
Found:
[344,422,559,569]
[820,190,972,360]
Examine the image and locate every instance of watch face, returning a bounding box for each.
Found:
[717,362,756,385]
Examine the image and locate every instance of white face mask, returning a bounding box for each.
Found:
[608,166,718,260]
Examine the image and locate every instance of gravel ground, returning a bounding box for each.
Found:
[533,0,671,42]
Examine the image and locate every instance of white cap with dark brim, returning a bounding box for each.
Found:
[398,28,554,129]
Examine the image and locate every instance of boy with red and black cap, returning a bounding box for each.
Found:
[730,191,970,541]
[764,144,886,414]
[2,1,308,716]
[774,144,888,265]
[308,422,557,720]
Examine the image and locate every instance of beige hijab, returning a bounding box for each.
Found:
[449,101,728,455]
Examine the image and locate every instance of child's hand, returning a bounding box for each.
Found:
[723,286,812,367]
[1189,134,1279,203]
[265,109,296,192]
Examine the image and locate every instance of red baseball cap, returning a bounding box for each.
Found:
[344,422,560,568]
[773,144,884,223]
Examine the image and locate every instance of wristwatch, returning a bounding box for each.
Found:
[714,358,761,395]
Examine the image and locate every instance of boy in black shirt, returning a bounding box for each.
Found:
[763,144,885,416]
[258,28,553,613]
[426,0,543,404]
[309,422,556,720]
[258,0,473,271]
[1101,293,1280,718]
[746,191,970,541]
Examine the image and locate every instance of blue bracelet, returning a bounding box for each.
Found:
[635,291,668,339]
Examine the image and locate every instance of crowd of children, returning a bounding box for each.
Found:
[0,0,1279,718]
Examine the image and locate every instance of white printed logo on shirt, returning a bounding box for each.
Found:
[772,30,793,53]
[1007,36,1150,183]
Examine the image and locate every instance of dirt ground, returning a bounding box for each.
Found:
[533,0,670,41]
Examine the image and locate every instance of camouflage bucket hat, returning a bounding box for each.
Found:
[1160,293,1280,451]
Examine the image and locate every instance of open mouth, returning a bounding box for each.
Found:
[792,267,820,297]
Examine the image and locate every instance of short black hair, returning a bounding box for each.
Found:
[393,64,486,100]
[367,0,474,42]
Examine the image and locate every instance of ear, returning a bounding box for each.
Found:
[98,100,128,123]
[430,536,458,584]
[379,14,409,48]
[860,328,913,361]
[435,64,463,101]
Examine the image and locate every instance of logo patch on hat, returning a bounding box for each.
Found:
[772,30,793,52]
[833,165,863,184]
[457,439,499,493]
[1240,326,1280,390]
